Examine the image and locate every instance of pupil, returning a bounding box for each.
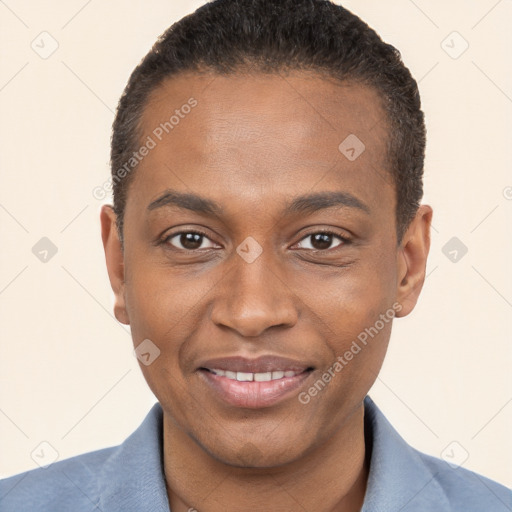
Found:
[312,233,332,250]
[181,233,202,249]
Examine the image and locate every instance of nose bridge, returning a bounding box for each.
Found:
[211,242,298,337]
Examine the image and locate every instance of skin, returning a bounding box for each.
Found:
[101,70,432,511]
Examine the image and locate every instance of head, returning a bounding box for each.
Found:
[101,0,432,468]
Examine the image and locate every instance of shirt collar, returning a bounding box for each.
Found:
[97,402,170,512]
[96,396,451,511]
[361,395,450,511]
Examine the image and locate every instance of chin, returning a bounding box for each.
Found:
[200,435,306,469]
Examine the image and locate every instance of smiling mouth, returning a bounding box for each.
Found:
[198,365,314,409]
[202,368,312,382]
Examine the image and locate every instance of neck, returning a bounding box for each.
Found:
[163,403,369,512]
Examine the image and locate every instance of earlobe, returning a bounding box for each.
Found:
[100,205,130,325]
[395,204,433,318]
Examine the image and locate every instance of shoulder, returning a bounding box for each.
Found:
[362,396,512,511]
[417,449,512,511]
[0,403,167,512]
[0,446,118,512]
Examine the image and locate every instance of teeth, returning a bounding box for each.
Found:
[254,372,272,382]
[209,369,300,381]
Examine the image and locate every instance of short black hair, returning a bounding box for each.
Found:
[111,0,425,244]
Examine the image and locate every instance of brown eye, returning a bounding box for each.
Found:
[296,232,347,251]
[165,231,217,251]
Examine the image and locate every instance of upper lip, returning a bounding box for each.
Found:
[198,355,313,373]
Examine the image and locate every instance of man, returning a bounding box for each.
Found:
[1,0,510,510]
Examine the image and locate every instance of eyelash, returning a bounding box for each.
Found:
[160,229,351,252]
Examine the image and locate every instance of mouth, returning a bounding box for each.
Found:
[204,368,307,381]
[197,355,314,409]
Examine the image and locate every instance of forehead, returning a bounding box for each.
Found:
[131,70,393,216]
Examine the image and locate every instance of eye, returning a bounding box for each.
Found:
[164,230,218,251]
[295,231,349,251]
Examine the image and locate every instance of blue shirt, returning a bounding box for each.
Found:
[1,396,510,511]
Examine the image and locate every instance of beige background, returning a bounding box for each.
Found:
[1,0,511,487]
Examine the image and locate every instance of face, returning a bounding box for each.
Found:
[101,70,431,468]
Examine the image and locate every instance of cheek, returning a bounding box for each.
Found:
[314,247,398,368]
[124,258,213,341]
[122,261,219,395]
[323,253,396,321]
[123,264,208,416]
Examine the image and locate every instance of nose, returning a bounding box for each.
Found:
[210,248,298,338]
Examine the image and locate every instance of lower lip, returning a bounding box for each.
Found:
[199,369,312,409]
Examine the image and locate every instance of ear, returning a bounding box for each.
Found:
[395,204,433,318]
[100,205,130,325]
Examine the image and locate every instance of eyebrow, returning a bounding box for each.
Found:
[283,191,370,215]
[147,190,222,215]
[147,190,370,216]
